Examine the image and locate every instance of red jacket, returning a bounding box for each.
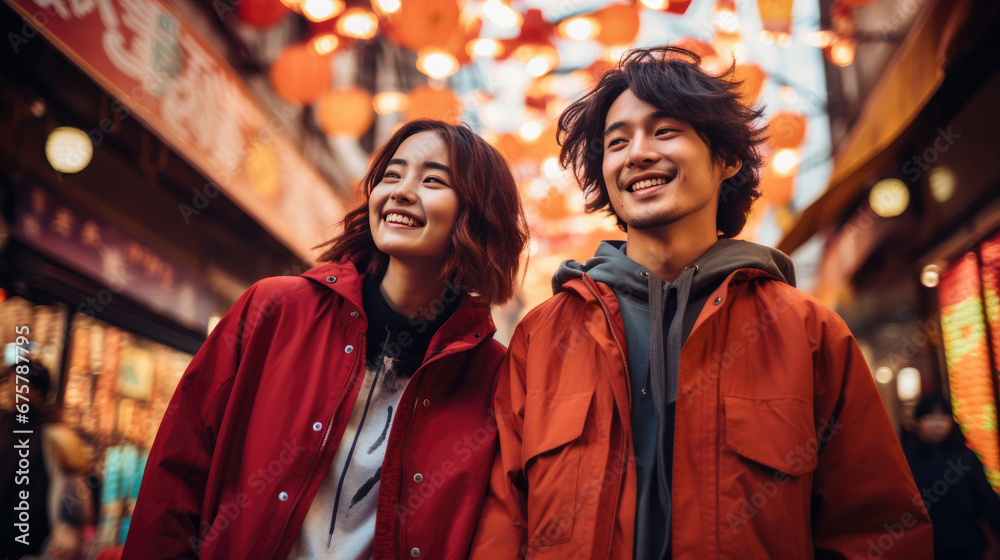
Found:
[470,270,933,559]
[123,259,504,559]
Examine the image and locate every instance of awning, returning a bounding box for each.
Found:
[777,0,972,255]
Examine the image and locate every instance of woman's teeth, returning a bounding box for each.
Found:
[632,177,669,191]
[385,213,421,227]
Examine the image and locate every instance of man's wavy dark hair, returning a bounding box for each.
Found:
[558,46,767,236]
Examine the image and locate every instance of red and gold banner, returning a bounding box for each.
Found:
[4,0,348,261]
[982,231,1000,374]
[939,251,1000,490]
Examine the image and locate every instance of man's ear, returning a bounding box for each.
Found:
[720,159,742,182]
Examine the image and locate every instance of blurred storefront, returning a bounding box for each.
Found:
[778,0,1000,484]
[0,0,350,553]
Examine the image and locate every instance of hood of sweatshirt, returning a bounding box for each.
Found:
[552,238,795,300]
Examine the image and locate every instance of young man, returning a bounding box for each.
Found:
[470,47,931,559]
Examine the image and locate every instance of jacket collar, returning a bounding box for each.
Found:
[300,256,497,350]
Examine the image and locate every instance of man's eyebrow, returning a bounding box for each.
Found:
[604,111,681,138]
[603,121,626,138]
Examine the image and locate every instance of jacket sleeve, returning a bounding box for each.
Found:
[122,283,261,559]
[811,317,933,559]
[468,322,530,559]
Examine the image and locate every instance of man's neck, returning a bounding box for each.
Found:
[625,225,719,283]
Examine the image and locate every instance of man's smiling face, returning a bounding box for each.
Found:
[602,88,738,234]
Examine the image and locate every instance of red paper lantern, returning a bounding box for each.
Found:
[237,0,290,29]
[270,44,332,106]
[405,86,462,124]
[317,87,375,137]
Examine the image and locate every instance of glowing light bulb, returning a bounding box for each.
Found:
[417,51,459,79]
[869,178,909,217]
[772,149,800,177]
[519,121,543,142]
[309,33,340,55]
[302,0,344,22]
[371,0,400,15]
[715,9,739,34]
[374,92,408,115]
[482,0,522,28]
[468,38,502,58]
[337,8,378,39]
[558,17,599,41]
[640,0,668,8]
[46,126,93,174]
[896,367,921,401]
[830,40,855,67]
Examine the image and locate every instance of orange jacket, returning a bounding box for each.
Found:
[470,270,932,559]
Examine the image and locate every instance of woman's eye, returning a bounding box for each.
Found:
[425,176,448,186]
[383,171,401,180]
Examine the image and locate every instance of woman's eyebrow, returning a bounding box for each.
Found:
[422,161,452,175]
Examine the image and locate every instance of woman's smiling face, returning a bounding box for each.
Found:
[368,130,460,267]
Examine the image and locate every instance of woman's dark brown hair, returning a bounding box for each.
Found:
[558,46,767,237]
[317,119,528,306]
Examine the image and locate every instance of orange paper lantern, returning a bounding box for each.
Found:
[317,87,375,137]
[384,0,460,52]
[732,64,766,107]
[270,44,332,105]
[405,86,462,124]
[766,112,807,150]
[593,3,641,48]
[759,155,796,206]
[757,0,794,34]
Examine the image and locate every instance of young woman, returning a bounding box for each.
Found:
[123,119,528,560]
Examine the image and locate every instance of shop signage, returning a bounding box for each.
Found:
[5,0,348,261]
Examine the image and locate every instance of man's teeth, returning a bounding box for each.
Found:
[385,213,421,227]
[632,177,669,191]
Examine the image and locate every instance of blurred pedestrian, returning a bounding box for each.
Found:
[906,394,1000,560]
[470,46,931,559]
[123,119,528,559]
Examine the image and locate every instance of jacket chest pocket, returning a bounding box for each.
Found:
[522,390,593,550]
[720,395,819,560]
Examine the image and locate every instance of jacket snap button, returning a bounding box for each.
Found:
[713,297,722,305]
[345,345,354,353]
[278,492,289,501]
[413,473,423,483]
[313,422,323,431]
[326,275,337,283]
[474,333,481,339]
[350,311,360,318]
[410,548,420,557]
[422,399,430,408]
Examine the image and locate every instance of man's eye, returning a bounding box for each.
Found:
[656,128,678,136]
[608,138,625,147]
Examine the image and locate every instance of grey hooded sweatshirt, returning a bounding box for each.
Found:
[552,239,796,560]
